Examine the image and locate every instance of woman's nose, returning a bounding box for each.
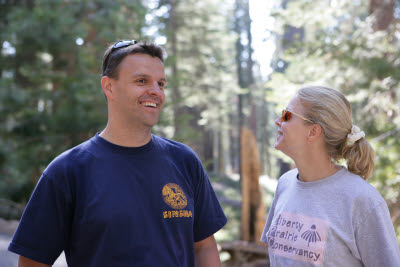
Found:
[275,116,281,126]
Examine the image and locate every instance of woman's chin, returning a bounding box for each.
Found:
[274,142,281,151]
[275,143,288,155]
[274,134,283,149]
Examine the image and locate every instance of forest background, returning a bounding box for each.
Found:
[1,0,399,252]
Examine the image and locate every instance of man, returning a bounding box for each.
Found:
[9,40,227,266]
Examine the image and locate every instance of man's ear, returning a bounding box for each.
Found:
[101,76,114,101]
[308,123,323,142]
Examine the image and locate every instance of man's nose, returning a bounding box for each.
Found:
[148,82,163,95]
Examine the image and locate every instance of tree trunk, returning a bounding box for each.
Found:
[240,127,265,242]
[369,0,395,31]
[169,0,182,138]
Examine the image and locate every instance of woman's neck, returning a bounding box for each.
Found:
[295,155,341,182]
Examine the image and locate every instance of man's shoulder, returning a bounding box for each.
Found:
[43,138,96,176]
[153,135,197,157]
[56,138,95,161]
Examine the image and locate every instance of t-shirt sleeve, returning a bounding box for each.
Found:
[8,173,72,265]
[192,159,227,242]
[355,202,400,267]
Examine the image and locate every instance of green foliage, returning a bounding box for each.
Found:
[211,173,241,242]
[149,0,239,142]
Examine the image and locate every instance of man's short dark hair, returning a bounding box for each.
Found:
[102,41,165,79]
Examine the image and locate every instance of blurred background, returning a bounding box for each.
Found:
[0,0,399,265]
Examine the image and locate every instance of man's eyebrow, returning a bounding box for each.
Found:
[131,73,150,79]
[131,74,167,82]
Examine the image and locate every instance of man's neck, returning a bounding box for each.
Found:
[99,124,152,147]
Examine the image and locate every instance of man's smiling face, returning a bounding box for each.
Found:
[110,53,166,129]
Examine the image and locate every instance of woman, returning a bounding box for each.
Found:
[260,86,400,266]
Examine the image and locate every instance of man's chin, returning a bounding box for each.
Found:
[143,118,159,128]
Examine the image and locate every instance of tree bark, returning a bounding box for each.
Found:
[240,127,265,242]
[369,0,395,31]
[169,0,182,138]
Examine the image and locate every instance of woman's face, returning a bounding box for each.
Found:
[274,97,312,158]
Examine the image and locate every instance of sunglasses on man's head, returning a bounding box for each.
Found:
[103,40,138,75]
[281,109,314,124]
[111,40,137,51]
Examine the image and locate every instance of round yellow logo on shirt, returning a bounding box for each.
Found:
[162,183,187,209]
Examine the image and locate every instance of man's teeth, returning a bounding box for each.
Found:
[143,102,157,107]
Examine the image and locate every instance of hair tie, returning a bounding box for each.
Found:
[347,125,365,145]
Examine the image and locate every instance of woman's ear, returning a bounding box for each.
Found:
[101,76,113,101]
[308,123,323,142]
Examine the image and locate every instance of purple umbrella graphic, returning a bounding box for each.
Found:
[301,224,321,247]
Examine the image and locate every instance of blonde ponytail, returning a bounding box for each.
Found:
[342,136,375,180]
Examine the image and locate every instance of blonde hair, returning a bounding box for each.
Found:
[297,86,375,180]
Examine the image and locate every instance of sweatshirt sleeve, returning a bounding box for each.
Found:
[355,202,400,267]
[260,177,283,245]
[260,195,277,246]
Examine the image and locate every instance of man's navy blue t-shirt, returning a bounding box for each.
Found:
[8,134,227,266]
